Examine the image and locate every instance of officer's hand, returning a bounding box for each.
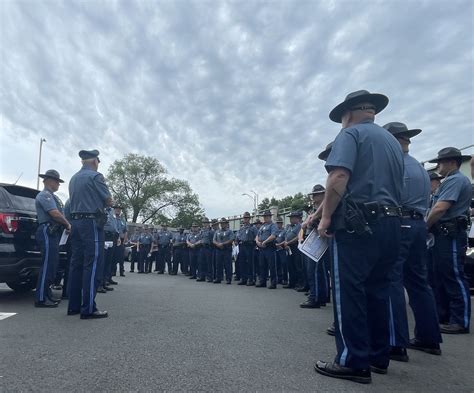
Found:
[117,239,122,246]
[318,217,333,238]
[65,223,72,234]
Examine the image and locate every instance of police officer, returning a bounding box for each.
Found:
[314,90,404,383]
[252,219,263,285]
[213,218,235,284]
[68,150,112,319]
[209,218,220,282]
[255,210,278,289]
[283,211,304,291]
[274,217,287,285]
[129,229,140,273]
[172,227,188,275]
[34,170,71,308]
[113,206,128,277]
[237,212,258,286]
[427,147,472,334]
[187,223,201,279]
[197,217,213,282]
[383,122,442,359]
[429,172,444,196]
[98,206,118,293]
[138,226,153,273]
[156,224,173,274]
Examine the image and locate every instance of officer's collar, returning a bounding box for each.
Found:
[445,169,459,178]
[343,118,374,129]
[43,186,55,194]
[81,163,96,171]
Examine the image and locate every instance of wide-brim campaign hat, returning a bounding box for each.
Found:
[259,210,272,217]
[428,147,471,163]
[308,184,325,195]
[220,217,229,223]
[191,223,199,227]
[79,149,100,162]
[383,122,422,139]
[329,90,389,123]
[288,211,303,218]
[242,211,252,218]
[211,218,219,225]
[318,141,334,161]
[201,217,210,223]
[429,172,444,181]
[253,219,262,225]
[276,216,284,223]
[39,169,64,183]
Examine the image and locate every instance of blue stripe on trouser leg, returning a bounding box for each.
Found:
[89,220,99,314]
[388,298,396,346]
[452,239,470,328]
[36,225,49,302]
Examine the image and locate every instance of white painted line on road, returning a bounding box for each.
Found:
[0,312,17,320]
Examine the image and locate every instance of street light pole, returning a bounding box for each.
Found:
[250,190,258,214]
[36,138,46,190]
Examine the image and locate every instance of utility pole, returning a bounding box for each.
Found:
[36,138,46,190]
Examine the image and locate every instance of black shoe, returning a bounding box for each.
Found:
[246,281,255,286]
[108,280,118,285]
[296,287,307,292]
[97,286,107,294]
[120,273,125,277]
[207,279,213,283]
[314,361,371,384]
[104,286,114,291]
[237,280,247,286]
[189,276,197,279]
[35,300,58,308]
[157,271,164,274]
[213,280,221,284]
[226,280,232,285]
[67,310,80,316]
[129,270,135,273]
[408,338,442,355]
[80,310,108,320]
[268,284,276,289]
[49,296,62,303]
[61,294,69,300]
[51,285,63,290]
[300,300,320,308]
[255,282,266,288]
[327,324,335,336]
[390,347,409,362]
[196,278,205,282]
[283,284,295,289]
[370,365,388,375]
[137,271,144,274]
[281,280,288,285]
[439,323,469,334]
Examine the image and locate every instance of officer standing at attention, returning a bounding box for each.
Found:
[68,150,112,319]
[34,170,71,308]
[156,224,173,274]
[187,223,201,279]
[255,210,278,289]
[137,226,153,273]
[128,229,140,273]
[314,90,404,383]
[427,147,472,334]
[197,217,213,282]
[284,211,304,291]
[273,216,287,285]
[172,227,188,275]
[237,212,258,286]
[383,122,442,360]
[209,218,220,282]
[113,206,127,277]
[213,218,235,284]
[98,206,117,293]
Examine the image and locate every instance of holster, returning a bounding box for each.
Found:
[47,223,63,236]
[95,209,107,228]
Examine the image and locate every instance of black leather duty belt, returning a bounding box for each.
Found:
[71,213,99,220]
[401,209,424,220]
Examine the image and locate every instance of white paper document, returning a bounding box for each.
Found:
[59,230,69,246]
[105,241,114,249]
[469,223,474,239]
[298,229,328,263]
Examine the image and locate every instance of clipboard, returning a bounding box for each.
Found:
[59,230,69,246]
[298,229,328,263]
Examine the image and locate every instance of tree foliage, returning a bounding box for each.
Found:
[258,192,309,212]
[107,154,202,224]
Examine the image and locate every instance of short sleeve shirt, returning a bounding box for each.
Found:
[213,229,235,243]
[285,223,302,242]
[103,208,119,233]
[401,153,430,215]
[69,166,111,213]
[36,188,63,224]
[433,170,472,221]
[257,222,278,242]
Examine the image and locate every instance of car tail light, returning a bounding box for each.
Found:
[0,213,19,233]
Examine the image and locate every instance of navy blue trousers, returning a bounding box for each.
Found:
[331,217,400,370]
[189,248,199,278]
[239,244,254,282]
[35,224,60,302]
[198,246,212,279]
[173,247,188,274]
[305,252,329,303]
[215,248,232,281]
[157,246,171,273]
[68,219,104,315]
[432,233,471,329]
[258,247,277,286]
[388,218,442,347]
[138,245,151,273]
[276,249,288,284]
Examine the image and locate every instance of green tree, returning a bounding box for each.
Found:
[107,154,202,224]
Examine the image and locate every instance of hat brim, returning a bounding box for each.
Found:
[39,174,64,183]
[428,154,472,163]
[308,190,325,196]
[393,129,422,139]
[329,93,389,123]
[317,150,330,161]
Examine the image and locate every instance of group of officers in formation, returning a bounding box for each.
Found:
[32,88,472,385]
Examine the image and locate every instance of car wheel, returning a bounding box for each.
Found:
[6,280,36,293]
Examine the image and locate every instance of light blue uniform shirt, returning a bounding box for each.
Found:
[326,119,404,205]
[200,227,214,245]
[213,228,235,243]
[103,208,119,233]
[433,170,471,221]
[401,153,430,215]
[35,188,63,224]
[238,224,258,242]
[69,166,111,213]
[187,231,201,245]
[257,222,278,242]
[156,229,173,246]
[139,233,153,245]
[173,232,188,246]
[285,223,302,242]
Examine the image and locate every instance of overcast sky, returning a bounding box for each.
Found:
[0,0,473,218]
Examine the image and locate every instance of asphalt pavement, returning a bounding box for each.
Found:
[1,264,473,392]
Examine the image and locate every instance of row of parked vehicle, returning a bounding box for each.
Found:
[1,182,474,293]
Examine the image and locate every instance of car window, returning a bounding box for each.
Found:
[0,185,38,211]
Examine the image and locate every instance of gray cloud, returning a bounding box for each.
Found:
[1,0,473,218]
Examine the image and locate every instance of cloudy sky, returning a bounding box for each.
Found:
[0,0,473,218]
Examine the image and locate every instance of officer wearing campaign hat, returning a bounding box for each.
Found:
[196,217,213,282]
[155,223,173,274]
[315,91,404,383]
[383,122,442,359]
[255,210,279,288]
[237,212,258,286]
[284,211,305,291]
[34,170,71,308]
[213,218,235,284]
[172,227,188,275]
[187,223,201,279]
[427,147,472,334]
[274,216,288,285]
[209,218,220,281]
[68,150,112,319]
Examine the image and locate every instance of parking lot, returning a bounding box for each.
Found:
[1,264,473,392]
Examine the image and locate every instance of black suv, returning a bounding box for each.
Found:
[0,183,44,292]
